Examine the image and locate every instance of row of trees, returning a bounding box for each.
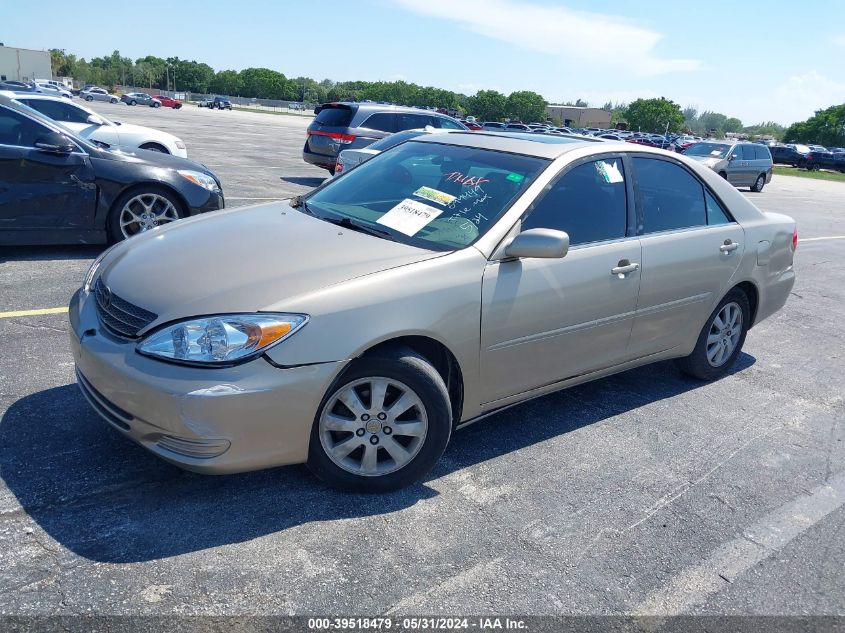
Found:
[783,104,845,146]
[49,48,805,136]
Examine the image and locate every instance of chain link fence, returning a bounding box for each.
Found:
[115,86,316,115]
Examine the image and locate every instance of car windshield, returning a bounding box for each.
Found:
[305,140,548,251]
[685,142,731,158]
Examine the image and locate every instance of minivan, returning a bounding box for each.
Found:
[683,141,773,192]
[303,103,467,174]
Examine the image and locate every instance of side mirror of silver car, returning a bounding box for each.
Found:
[504,228,570,259]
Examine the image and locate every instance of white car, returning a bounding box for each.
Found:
[36,82,73,99]
[5,92,188,157]
[80,87,119,103]
[334,127,455,176]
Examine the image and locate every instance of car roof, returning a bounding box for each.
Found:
[331,102,452,115]
[2,92,69,103]
[412,131,607,158]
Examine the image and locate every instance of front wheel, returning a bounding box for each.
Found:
[110,98,118,104]
[107,187,183,242]
[85,96,94,102]
[308,347,452,492]
[675,289,750,381]
[750,173,766,192]
[153,101,161,108]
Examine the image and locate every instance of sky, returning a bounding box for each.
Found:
[3,0,844,125]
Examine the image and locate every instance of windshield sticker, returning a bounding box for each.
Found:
[710,150,722,156]
[596,160,624,184]
[413,186,456,206]
[506,172,525,183]
[443,171,490,187]
[377,199,444,236]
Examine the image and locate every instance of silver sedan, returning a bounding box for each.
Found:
[70,133,797,491]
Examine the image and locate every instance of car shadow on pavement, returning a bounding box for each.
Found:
[0,244,104,264]
[0,354,754,564]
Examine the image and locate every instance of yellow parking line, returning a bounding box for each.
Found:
[0,307,68,319]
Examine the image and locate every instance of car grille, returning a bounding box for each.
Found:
[94,277,158,338]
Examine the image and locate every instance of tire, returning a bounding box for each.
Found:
[675,288,751,381]
[153,101,161,108]
[307,346,452,492]
[328,166,336,176]
[129,100,136,106]
[107,186,183,243]
[85,96,93,102]
[750,173,766,192]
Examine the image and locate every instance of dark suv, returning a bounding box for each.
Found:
[303,103,467,173]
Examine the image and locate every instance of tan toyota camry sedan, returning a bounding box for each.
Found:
[69,133,797,491]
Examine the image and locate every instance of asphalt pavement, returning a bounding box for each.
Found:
[0,103,842,618]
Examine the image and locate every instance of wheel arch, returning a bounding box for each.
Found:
[359,335,465,426]
[109,180,189,220]
[731,280,759,328]
[138,141,170,154]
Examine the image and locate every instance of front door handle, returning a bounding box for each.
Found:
[611,260,640,277]
[720,240,740,253]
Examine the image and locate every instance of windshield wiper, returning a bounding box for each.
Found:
[323,216,393,239]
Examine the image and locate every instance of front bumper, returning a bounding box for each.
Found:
[68,289,344,474]
[186,188,225,217]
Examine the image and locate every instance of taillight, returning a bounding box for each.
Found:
[335,161,344,173]
[308,130,356,144]
[792,225,798,251]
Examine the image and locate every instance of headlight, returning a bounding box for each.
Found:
[178,169,218,192]
[137,313,308,365]
[83,243,119,293]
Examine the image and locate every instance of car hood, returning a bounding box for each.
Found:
[90,141,211,172]
[686,155,725,167]
[98,202,445,330]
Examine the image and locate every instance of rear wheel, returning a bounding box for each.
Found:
[85,96,93,102]
[107,187,183,242]
[153,101,161,108]
[110,97,118,104]
[675,289,750,381]
[307,347,452,492]
[750,173,766,192]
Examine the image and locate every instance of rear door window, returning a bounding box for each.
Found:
[754,145,771,160]
[396,113,431,131]
[314,106,355,127]
[361,113,398,133]
[437,117,465,130]
[633,157,706,233]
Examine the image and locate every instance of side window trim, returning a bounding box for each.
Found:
[517,152,634,247]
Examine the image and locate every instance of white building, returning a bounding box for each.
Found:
[0,43,52,83]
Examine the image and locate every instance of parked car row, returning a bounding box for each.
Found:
[768,143,845,172]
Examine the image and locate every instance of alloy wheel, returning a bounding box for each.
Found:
[706,301,742,367]
[119,193,179,238]
[318,377,428,477]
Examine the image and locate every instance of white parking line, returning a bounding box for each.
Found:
[635,469,845,615]
[801,236,845,242]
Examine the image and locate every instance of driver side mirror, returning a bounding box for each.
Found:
[86,114,105,126]
[504,228,570,259]
[34,132,75,154]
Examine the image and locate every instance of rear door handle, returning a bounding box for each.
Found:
[720,241,740,253]
[611,260,639,277]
